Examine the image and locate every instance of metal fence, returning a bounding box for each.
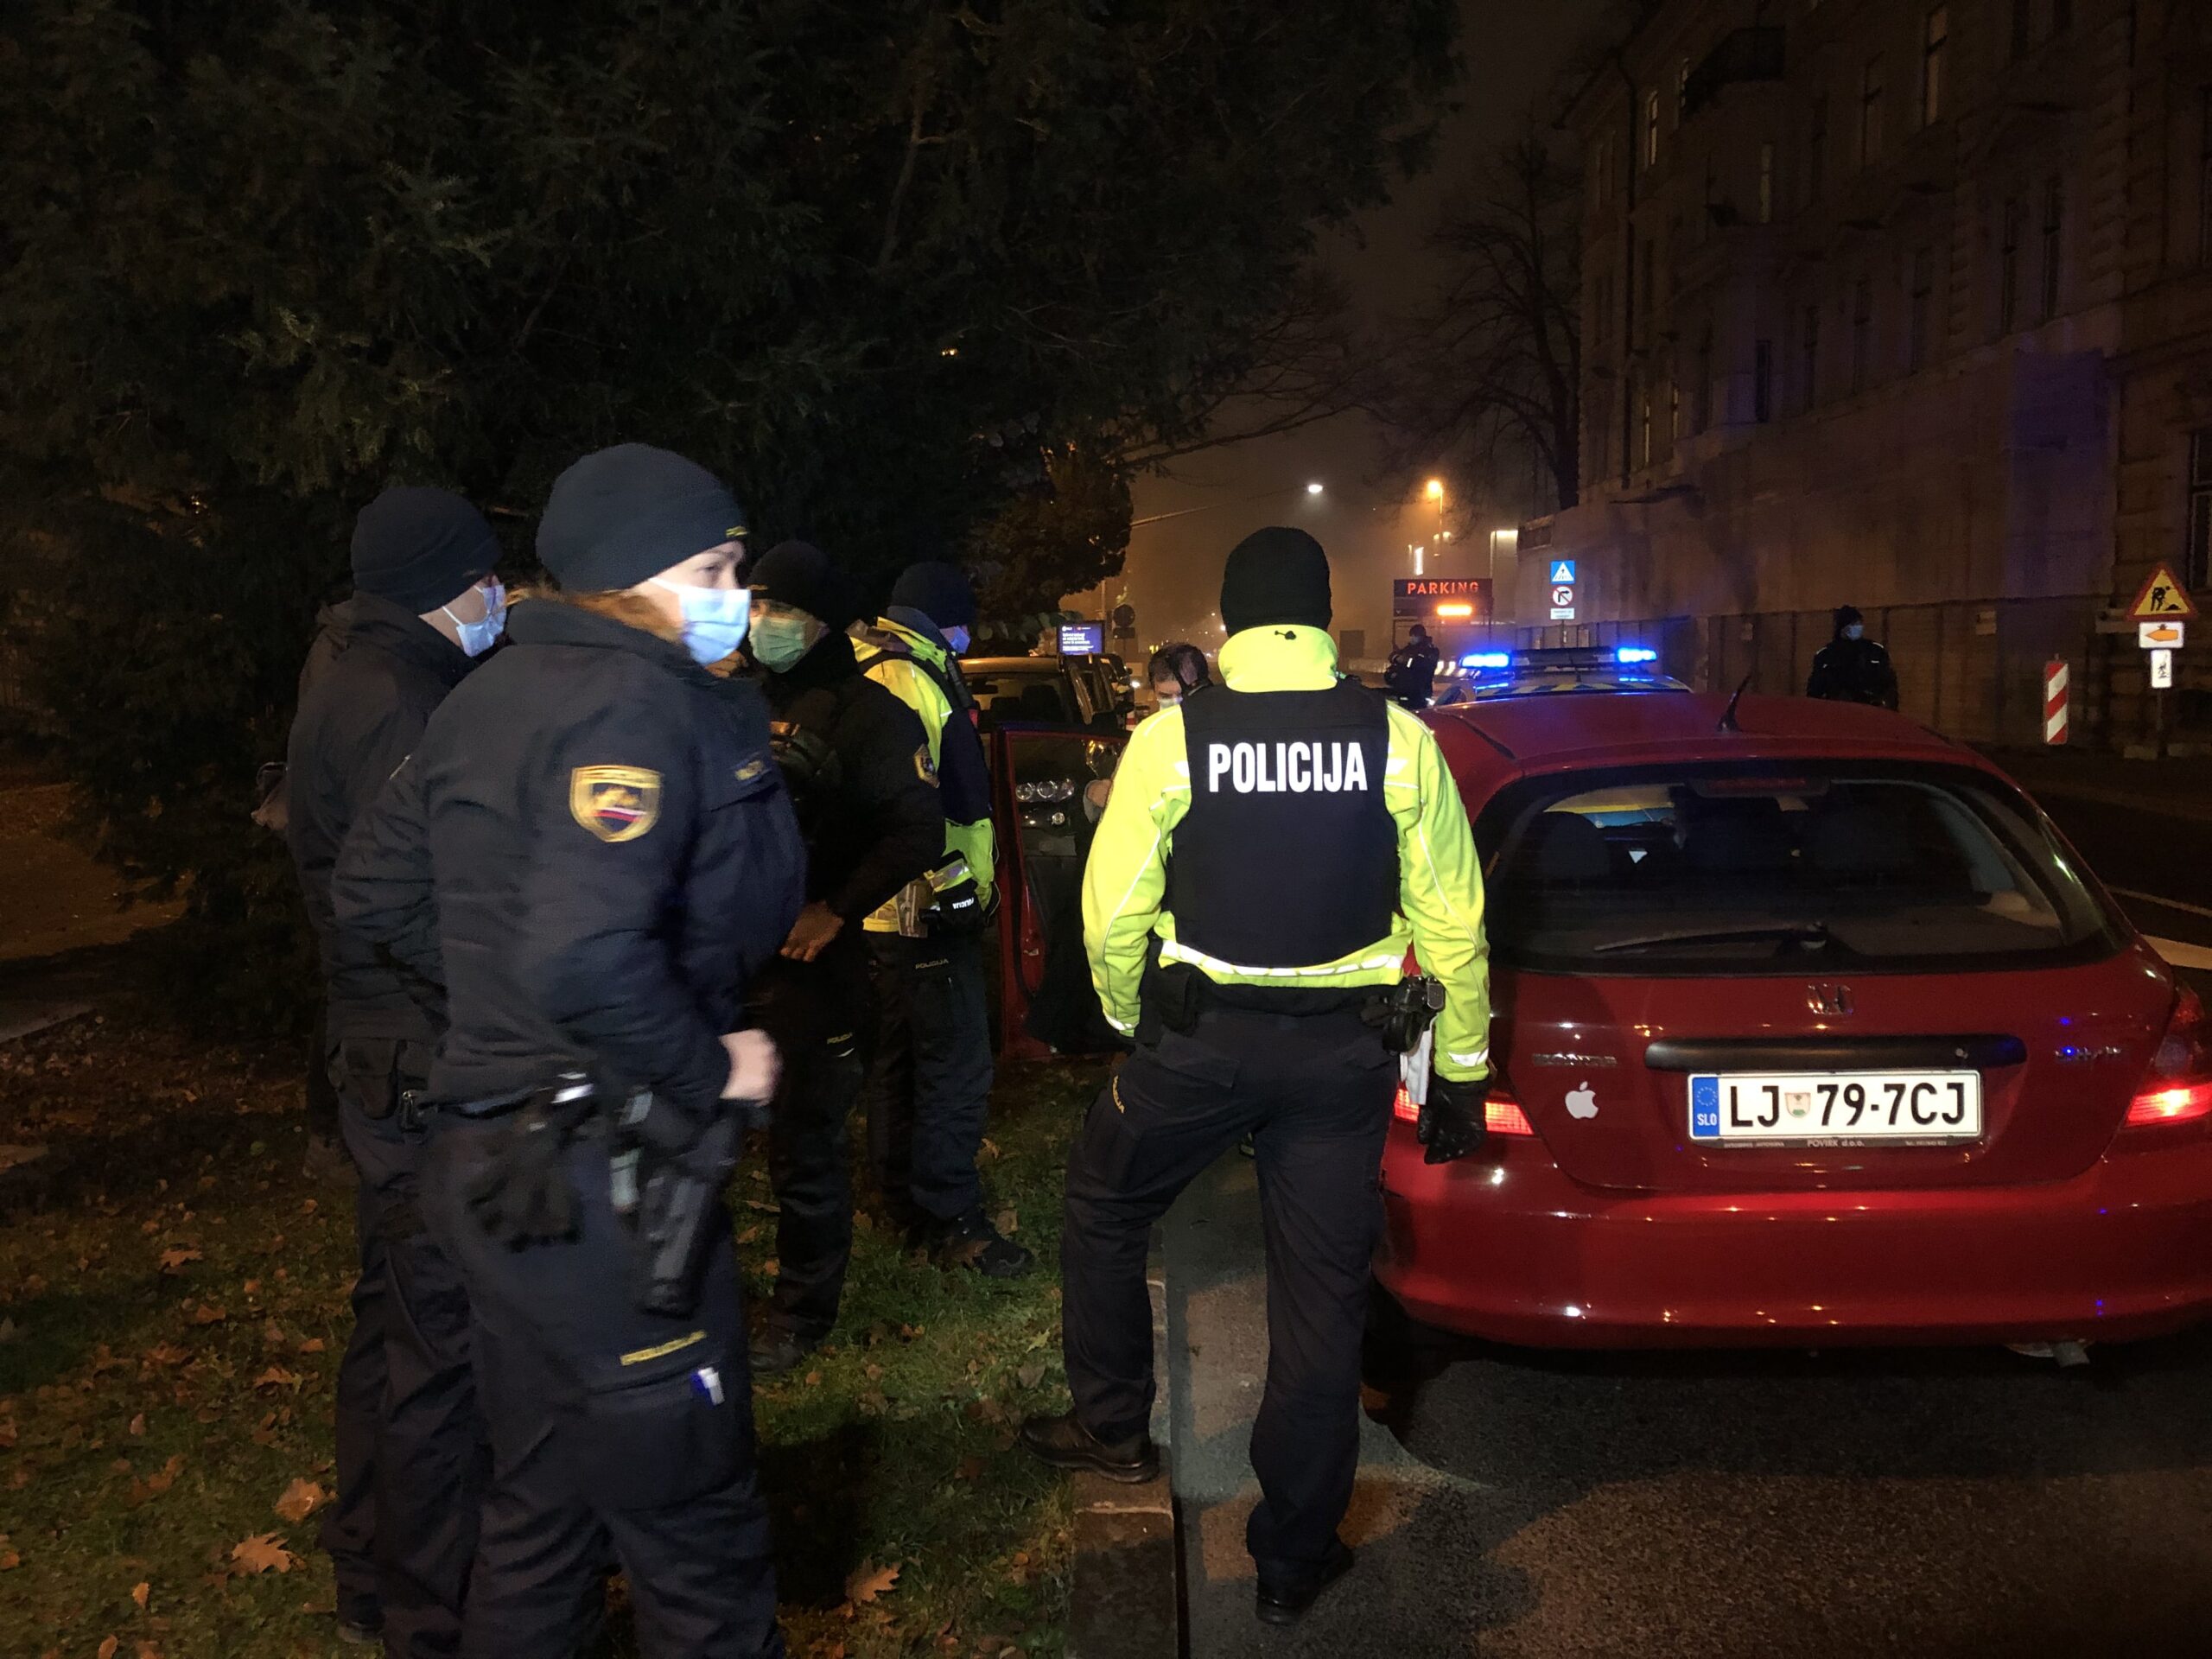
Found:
[1520,596,2115,747]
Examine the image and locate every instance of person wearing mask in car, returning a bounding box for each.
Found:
[333,443,804,1658]
[743,540,946,1374]
[284,484,504,1654]
[853,562,1032,1277]
[1805,605,1900,709]
[1147,642,1212,710]
[1022,526,1491,1628]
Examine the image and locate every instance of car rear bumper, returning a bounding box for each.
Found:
[1376,1122,2212,1348]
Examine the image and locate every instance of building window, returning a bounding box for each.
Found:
[2039,175,2064,320]
[1758,143,1776,223]
[1922,6,1948,126]
[1806,95,1828,207]
[2190,429,2212,590]
[1644,90,1661,168]
[1640,238,1656,326]
[1909,245,1935,370]
[1754,340,1774,423]
[1677,58,1690,122]
[1802,302,1821,408]
[1851,276,1874,393]
[2011,0,2031,60]
[1669,374,1683,441]
[1639,379,1654,468]
[1859,55,1886,167]
[1694,328,1713,433]
[1999,198,2024,334]
[2199,89,2212,264]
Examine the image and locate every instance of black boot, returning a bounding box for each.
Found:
[1255,1538,1356,1626]
[926,1206,1033,1278]
[748,1325,822,1376]
[1018,1411,1160,1483]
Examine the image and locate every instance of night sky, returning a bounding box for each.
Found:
[1107,0,1609,662]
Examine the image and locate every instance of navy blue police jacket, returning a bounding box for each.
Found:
[331,597,805,1122]
[284,594,474,1037]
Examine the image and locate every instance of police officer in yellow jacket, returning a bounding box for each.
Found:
[852,563,1031,1275]
[1020,527,1491,1626]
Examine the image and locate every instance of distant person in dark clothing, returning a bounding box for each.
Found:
[1806,605,1900,709]
[1385,624,1440,709]
[1147,642,1212,710]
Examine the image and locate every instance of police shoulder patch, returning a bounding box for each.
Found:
[914,745,938,786]
[570,765,663,842]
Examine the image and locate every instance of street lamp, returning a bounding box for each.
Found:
[1424,477,1446,550]
[1306,480,1325,495]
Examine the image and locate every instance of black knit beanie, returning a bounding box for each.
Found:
[888,561,977,630]
[536,443,748,593]
[1219,527,1332,635]
[350,487,499,613]
[751,540,862,632]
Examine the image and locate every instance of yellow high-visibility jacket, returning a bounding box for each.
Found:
[856,616,995,932]
[1081,624,1491,1081]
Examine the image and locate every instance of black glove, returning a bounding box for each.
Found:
[1417,1076,1488,1166]
[467,1101,582,1246]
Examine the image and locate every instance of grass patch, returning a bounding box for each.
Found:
[0,1007,1102,1658]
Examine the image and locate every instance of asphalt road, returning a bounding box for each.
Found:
[1167,786,2212,1658]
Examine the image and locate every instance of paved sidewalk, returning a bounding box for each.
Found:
[1162,1154,1499,1655]
[1983,747,2212,823]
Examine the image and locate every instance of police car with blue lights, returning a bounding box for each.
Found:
[1430,645,1688,706]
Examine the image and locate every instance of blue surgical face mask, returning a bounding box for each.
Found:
[1844,623,1866,641]
[942,625,972,655]
[443,580,506,658]
[652,578,753,664]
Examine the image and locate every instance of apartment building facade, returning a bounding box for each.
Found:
[1526,0,2212,748]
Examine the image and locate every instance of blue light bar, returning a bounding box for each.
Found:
[1615,646,1658,664]
[1462,651,1513,670]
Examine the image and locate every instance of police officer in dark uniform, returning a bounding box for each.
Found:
[742,540,945,1375]
[1805,604,1901,708]
[334,444,804,1659]
[1022,528,1492,1626]
[284,485,505,1654]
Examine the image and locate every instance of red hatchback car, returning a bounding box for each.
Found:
[1376,690,2212,1350]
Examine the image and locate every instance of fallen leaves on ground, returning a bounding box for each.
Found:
[97,1637,118,1659]
[845,1560,900,1606]
[156,1247,201,1272]
[272,1478,326,1523]
[126,1455,185,1507]
[188,1304,226,1325]
[130,1580,149,1610]
[127,1414,145,1437]
[0,1534,18,1569]
[251,1365,302,1391]
[1014,1360,1046,1390]
[229,1533,296,1575]
[994,1208,1018,1237]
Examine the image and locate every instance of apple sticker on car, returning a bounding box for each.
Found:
[1565,1082,1599,1120]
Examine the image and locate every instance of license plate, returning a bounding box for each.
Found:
[1688,1071,1982,1145]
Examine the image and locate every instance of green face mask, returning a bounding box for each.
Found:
[750,611,819,671]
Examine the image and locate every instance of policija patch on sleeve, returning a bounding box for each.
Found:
[569,766,662,842]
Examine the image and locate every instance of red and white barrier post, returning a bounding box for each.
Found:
[2043,658,2070,746]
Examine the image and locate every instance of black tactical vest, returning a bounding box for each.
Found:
[1166,677,1398,969]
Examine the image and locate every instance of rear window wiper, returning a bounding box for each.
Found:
[1591,921,1835,956]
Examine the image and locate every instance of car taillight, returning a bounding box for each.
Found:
[1392,1077,1533,1136]
[2125,984,2212,1130]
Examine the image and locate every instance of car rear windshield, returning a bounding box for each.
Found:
[1477,761,2123,975]
[966,664,1077,727]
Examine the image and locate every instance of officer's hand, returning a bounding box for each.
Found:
[780,901,844,963]
[721,1028,780,1104]
[1418,1076,1488,1166]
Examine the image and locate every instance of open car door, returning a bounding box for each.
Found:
[987,722,1128,1060]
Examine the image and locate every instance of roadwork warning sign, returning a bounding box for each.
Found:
[2126,563,2199,622]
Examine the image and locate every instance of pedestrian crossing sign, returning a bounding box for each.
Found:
[2126,563,2198,622]
[1549,560,1577,585]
